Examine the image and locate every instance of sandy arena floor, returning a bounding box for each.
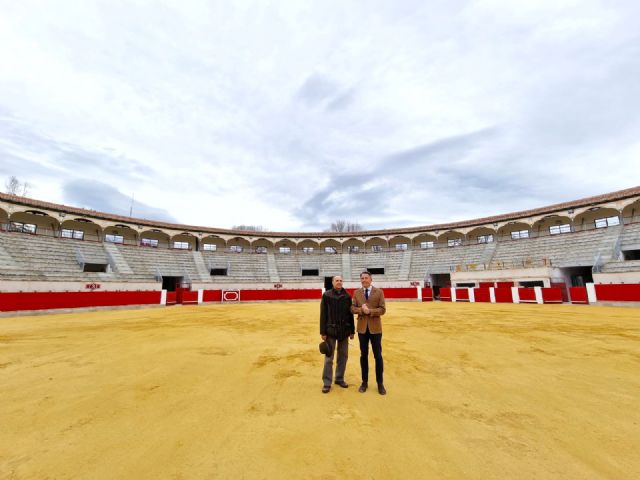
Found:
[1,301,639,479]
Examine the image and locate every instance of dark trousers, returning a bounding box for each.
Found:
[358,327,383,385]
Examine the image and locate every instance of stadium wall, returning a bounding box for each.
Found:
[191,281,420,291]
[451,267,555,286]
[0,280,159,293]
[0,290,162,312]
[2,283,639,313]
[593,272,640,284]
[2,189,640,312]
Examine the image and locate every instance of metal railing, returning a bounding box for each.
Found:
[75,248,86,269]
[592,253,604,273]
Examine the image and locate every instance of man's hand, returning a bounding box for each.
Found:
[362,304,370,315]
[350,334,354,340]
[321,335,327,341]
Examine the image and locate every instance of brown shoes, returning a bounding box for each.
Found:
[335,381,349,388]
[378,384,387,395]
[322,385,331,393]
[358,383,368,393]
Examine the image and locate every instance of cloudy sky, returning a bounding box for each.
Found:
[1,1,639,231]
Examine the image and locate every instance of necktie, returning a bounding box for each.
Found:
[365,288,369,300]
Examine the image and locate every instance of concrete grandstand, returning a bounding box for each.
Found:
[1,186,639,311]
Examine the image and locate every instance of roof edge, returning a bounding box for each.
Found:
[0,185,638,237]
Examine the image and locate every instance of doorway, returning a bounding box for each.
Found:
[431,273,451,300]
[161,276,182,292]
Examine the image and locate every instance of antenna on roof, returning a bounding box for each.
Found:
[129,193,135,217]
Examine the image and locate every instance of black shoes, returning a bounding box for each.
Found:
[325,381,384,394]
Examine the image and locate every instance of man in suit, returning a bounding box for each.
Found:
[320,275,355,394]
[351,271,387,395]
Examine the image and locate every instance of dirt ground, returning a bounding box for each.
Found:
[1,301,639,479]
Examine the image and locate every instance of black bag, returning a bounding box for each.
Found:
[319,340,333,356]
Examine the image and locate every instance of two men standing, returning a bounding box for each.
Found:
[320,271,386,395]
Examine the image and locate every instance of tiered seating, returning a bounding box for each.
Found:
[201,251,270,282]
[601,222,640,272]
[491,227,620,268]
[410,243,488,278]
[620,222,640,248]
[273,254,306,281]
[601,259,640,273]
[116,244,200,280]
[349,251,404,282]
[275,253,342,281]
[0,223,632,286]
[0,232,114,281]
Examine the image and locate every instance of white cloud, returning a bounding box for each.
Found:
[0,0,638,231]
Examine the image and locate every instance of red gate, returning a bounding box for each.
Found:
[175,281,198,305]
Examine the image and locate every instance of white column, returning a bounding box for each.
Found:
[417,286,422,300]
[586,283,597,304]
[489,287,496,303]
[511,287,520,304]
[451,288,457,302]
[468,288,475,303]
[197,289,204,304]
[160,289,167,305]
[534,286,543,304]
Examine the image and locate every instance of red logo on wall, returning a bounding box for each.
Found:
[86,283,101,291]
[274,283,283,289]
[410,281,420,287]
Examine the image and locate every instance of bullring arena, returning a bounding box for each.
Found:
[1,188,640,479]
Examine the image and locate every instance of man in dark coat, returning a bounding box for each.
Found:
[320,275,355,393]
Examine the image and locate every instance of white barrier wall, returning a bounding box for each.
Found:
[511,287,520,304]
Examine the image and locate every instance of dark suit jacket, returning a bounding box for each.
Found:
[351,286,386,334]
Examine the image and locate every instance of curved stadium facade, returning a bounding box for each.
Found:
[1,186,639,311]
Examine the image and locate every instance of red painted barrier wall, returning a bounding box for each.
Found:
[473,287,491,303]
[384,288,418,299]
[594,284,640,302]
[497,281,514,288]
[494,287,513,303]
[181,291,199,304]
[518,288,537,303]
[202,290,222,302]
[166,291,176,305]
[455,288,470,301]
[569,287,588,304]
[550,282,569,303]
[479,282,495,288]
[0,291,161,312]
[202,287,417,303]
[542,287,563,304]
[175,287,188,304]
[422,287,433,302]
[440,287,452,301]
[230,289,323,302]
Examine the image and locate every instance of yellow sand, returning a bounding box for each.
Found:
[1,302,639,479]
